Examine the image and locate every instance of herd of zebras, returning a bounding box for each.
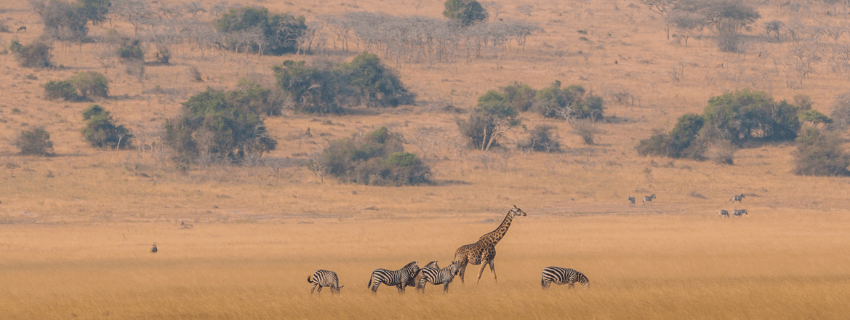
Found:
[629,193,751,218]
[307,205,590,295]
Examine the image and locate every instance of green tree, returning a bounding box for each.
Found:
[703,89,799,145]
[637,113,706,159]
[12,41,52,68]
[443,0,488,26]
[81,105,131,149]
[215,6,307,55]
[501,82,536,112]
[273,60,349,114]
[14,127,54,156]
[533,82,604,121]
[165,87,277,163]
[43,80,79,101]
[457,91,520,151]
[69,71,108,99]
[343,52,415,108]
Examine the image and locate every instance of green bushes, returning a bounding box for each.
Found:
[11,40,52,68]
[314,127,431,186]
[457,91,521,150]
[14,127,54,156]
[443,0,488,26]
[637,113,706,159]
[533,82,604,121]
[165,87,278,163]
[81,105,131,149]
[117,39,144,61]
[793,127,850,176]
[30,0,109,41]
[273,53,414,114]
[517,125,561,152]
[215,6,307,55]
[43,71,108,101]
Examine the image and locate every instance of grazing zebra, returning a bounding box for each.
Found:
[643,194,656,205]
[151,243,157,253]
[719,210,730,218]
[367,261,420,294]
[730,193,745,203]
[541,267,590,289]
[417,262,461,293]
[733,209,748,217]
[628,196,636,206]
[308,269,343,294]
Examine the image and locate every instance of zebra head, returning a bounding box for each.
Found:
[512,205,527,217]
[448,261,460,276]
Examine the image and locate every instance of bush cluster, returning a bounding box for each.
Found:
[14,127,54,156]
[517,125,561,152]
[81,105,132,149]
[443,0,488,26]
[10,40,52,68]
[793,127,850,176]
[43,71,108,101]
[457,90,521,150]
[215,6,307,55]
[315,127,431,186]
[165,87,278,164]
[30,0,110,41]
[273,53,414,114]
[117,39,144,61]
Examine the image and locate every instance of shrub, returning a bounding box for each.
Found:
[0,20,9,33]
[14,127,54,156]
[518,125,561,152]
[316,126,430,186]
[117,39,144,61]
[165,87,277,163]
[793,126,850,176]
[571,120,601,145]
[457,91,520,150]
[231,79,284,116]
[215,6,307,55]
[501,82,536,112]
[443,0,488,26]
[273,60,349,114]
[637,113,706,159]
[81,105,131,149]
[154,41,171,64]
[703,89,799,145]
[829,91,850,133]
[43,80,80,101]
[13,41,52,68]
[533,81,604,121]
[31,0,89,41]
[69,71,108,99]
[343,52,415,108]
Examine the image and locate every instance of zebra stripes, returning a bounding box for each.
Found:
[733,209,748,216]
[367,261,420,294]
[541,266,589,289]
[643,194,656,205]
[730,193,745,203]
[417,262,460,293]
[719,210,729,218]
[308,269,343,294]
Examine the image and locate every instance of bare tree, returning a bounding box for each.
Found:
[639,0,678,40]
[515,4,534,19]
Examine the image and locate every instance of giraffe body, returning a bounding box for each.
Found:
[453,206,526,284]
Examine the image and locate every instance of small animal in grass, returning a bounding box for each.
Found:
[719,210,730,218]
[730,193,745,203]
[643,194,656,205]
[733,209,748,217]
[308,269,343,294]
[151,243,157,253]
[17,26,26,33]
[628,196,636,206]
[541,267,589,289]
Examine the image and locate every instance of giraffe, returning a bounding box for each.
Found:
[453,205,527,284]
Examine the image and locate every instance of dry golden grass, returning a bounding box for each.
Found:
[2,0,850,318]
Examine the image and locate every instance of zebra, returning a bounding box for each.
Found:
[151,243,157,253]
[733,209,748,217]
[643,194,656,205]
[417,262,460,293]
[628,196,636,206]
[308,269,343,294]
[719,210,730,218]
[730,193,745,203]
[541,266,590,289]
[367,261,420,294]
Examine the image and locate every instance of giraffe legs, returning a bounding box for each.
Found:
[476,261,488,283]
[489,259,497,282]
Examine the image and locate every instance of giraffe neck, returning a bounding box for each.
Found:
[481,211,515,245]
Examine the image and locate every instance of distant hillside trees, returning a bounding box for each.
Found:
[272,52,414,114]
[10,40,52,68]
[457,90,521,151]
[43,71,108,101]
[165,87,277,164]
[81,105,132,149]
[215,6,307,55]
[793,126,850,176]
[443,0,488,26]
[637,90,825,161]
[640,0,759,52]
[311,127,431,186]
[29,0,110,41]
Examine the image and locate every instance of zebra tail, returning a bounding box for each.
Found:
[307,275,313,283]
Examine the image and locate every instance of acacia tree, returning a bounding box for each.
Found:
[457,90,520,151]
[443,0,488,26]
[640,0,679,40]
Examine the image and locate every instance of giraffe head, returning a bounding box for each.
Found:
[512,205,527,217]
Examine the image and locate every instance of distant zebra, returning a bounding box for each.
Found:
[628,196,636,206]
[643,194,656,205]
[733,209,748,217]
[417,261,460,293]
[151,243,157,253]
[730,193,745,203]
[308,269,343,294]
[719,210,730,218]
[368,261,420,294]
[541,267,589,289]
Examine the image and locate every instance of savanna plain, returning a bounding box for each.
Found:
[1,0,850,318]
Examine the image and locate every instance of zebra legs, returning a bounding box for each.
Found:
[311,283,318,294]
[396,284,406,294]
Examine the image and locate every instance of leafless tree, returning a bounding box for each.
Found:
[183,2,206,20]
[639,0,678,40]
[112,0,154,36]
[515,4,534,18]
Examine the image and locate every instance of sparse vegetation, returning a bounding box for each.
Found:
[10,40,52,68]
[517,125,561,152]
[314,126,431,186]
[215,6,307,55]
[793,126,850,176]
[14,127,54,156]
[81,105,131,149]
